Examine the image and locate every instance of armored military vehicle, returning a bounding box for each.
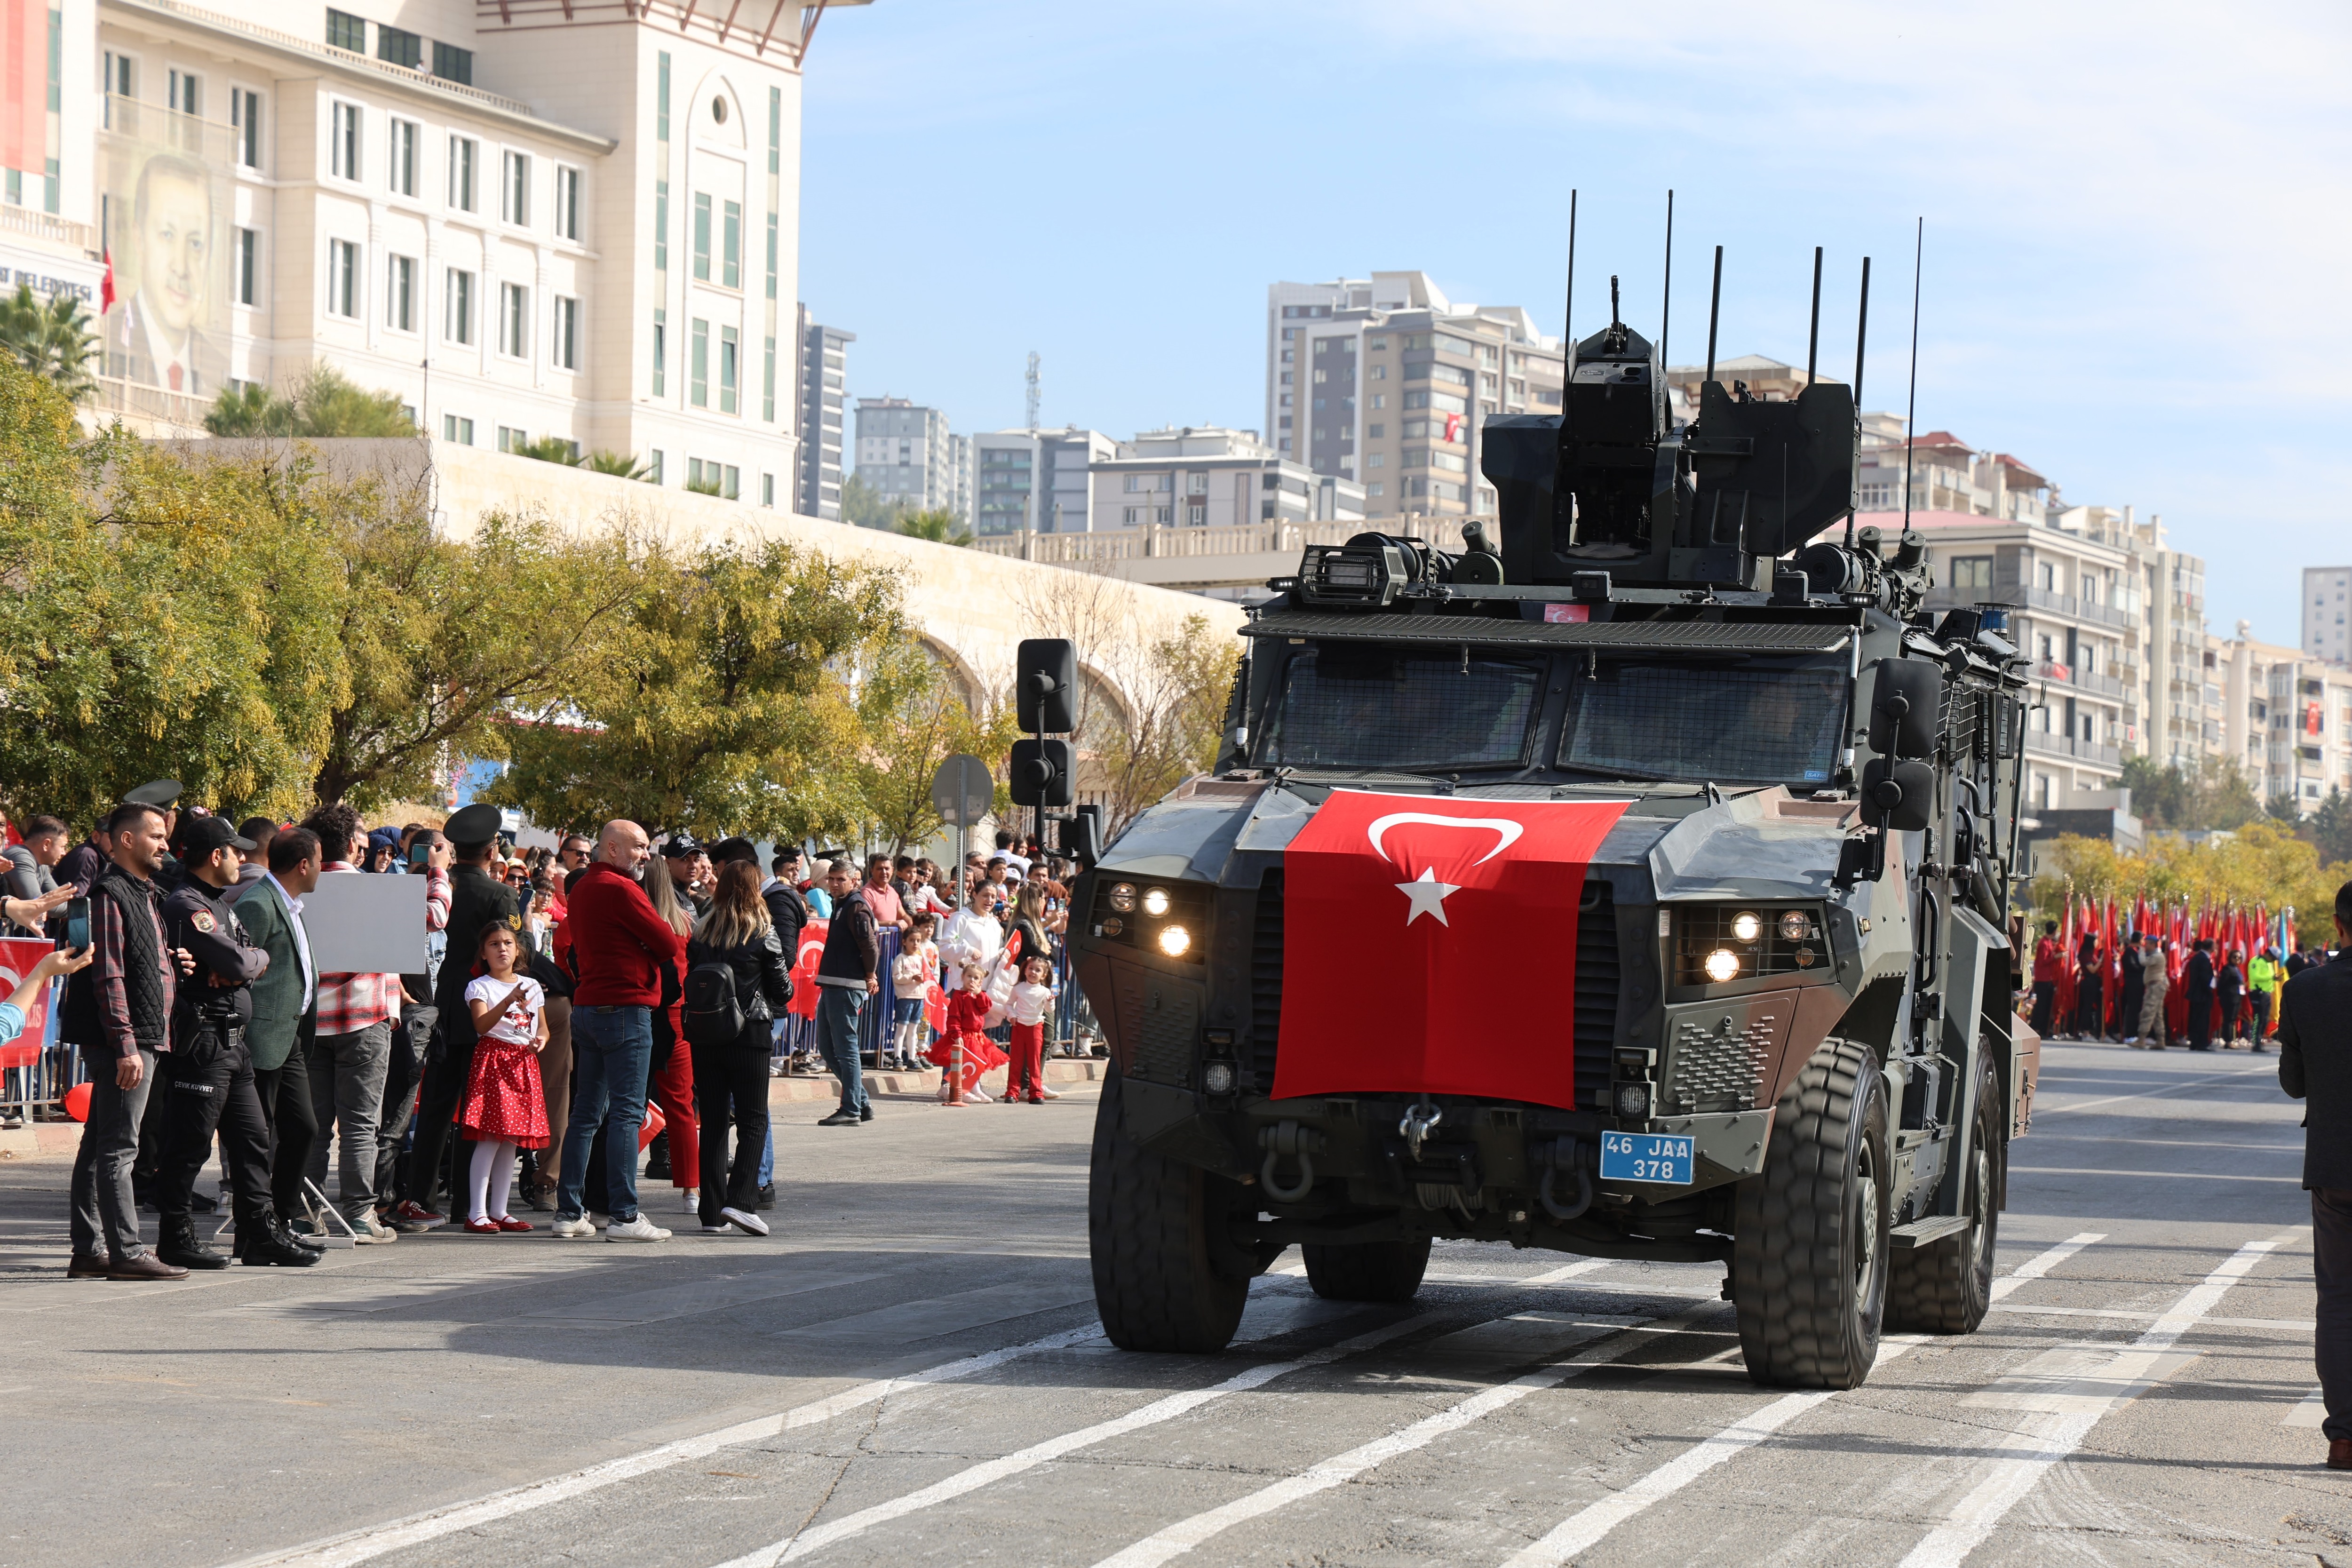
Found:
[1070,283,2040,1390]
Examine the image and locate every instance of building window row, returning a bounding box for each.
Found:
[324,8,473,84]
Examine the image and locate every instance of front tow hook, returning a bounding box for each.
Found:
[1399,1098,1443,1161]
[1258,1122,1326,1202]
[1539,1135,1595,1220]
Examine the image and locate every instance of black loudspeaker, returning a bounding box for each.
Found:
[1017,638,1076,733]
[1010,738,1075,807]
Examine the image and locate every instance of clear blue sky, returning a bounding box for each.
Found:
[800,0,2352,641]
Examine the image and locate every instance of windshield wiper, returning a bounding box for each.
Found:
[1553,760,1677,782]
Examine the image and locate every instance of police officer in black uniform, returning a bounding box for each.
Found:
[155,817,317,1269]
[405,804,521,1222]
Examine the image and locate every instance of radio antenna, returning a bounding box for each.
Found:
[1703,245,1723,388]
[1846,255,1871,549]
[1806,246,1823,387]
[1901,217,1924,534]
[1659,189,1674,367]
[1562,188,1577,356]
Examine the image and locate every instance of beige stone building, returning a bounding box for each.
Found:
[2212,623,2352,811]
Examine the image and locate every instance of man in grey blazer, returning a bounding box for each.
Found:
[236,828,324,1239]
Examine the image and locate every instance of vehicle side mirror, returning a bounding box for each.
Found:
[1866,659,1941,760]
[1859,757,1934,833]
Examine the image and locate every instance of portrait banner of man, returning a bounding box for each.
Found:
[98,99,233,401]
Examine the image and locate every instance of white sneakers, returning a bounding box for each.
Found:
[606,1215,671,1243]
[550,1216,597,1239]
[681,1187,699,1212]
[720,1207,770,1236]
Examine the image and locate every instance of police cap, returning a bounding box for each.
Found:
[122,779,183,808]
[444,803,504,848]
[707,836,759,868]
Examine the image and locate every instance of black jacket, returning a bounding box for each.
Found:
[2279,950,2352,1190]
[163,876,269,1044]
[763,880,808,955]
[686,928,793,1025]
[816,890,880,987]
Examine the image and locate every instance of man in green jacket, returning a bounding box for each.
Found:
[236,827,324,1240]
[2250,947,2280,1053]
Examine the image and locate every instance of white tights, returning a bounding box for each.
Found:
[468,1138,519,1223]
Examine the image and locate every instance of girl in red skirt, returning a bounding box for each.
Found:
[930,962,1007,1106]
[458,923,551,1234]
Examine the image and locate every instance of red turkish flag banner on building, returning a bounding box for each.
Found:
[1274,790,1629,1109]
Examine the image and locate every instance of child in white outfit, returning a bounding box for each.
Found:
[889,915,938,1070]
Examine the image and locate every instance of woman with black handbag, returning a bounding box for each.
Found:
[684,860,792,1235]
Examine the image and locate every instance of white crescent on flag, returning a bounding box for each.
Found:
[1364,812,1525,867]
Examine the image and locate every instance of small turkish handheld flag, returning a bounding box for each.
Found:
[1273,790,1629,1109]
[785,918,827,1020]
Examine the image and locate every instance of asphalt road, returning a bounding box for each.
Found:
[1,1043,2344,1568]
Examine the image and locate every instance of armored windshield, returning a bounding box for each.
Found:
[1259,644,1540,770]
[1558,659,1850,784]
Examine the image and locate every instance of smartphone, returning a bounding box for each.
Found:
[61,896,89,952]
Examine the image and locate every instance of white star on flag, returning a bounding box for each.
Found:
[1395,866,1462,926]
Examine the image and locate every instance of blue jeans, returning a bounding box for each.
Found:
[558,1005,652,1222]
[816,986,867,1116]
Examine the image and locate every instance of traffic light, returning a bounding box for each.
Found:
[1009,738,1075,807]
[1017,637,1076,733]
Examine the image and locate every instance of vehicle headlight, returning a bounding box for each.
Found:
[1100,918,1123,937]
[1142,886,1172,916]
[1730,910,1762,942]
[1108,883,1137,913]
[1202,1061,1235,1095]
[1779,909,1813,942]
[1704,947,1741,983]
[1157,923,1192,957]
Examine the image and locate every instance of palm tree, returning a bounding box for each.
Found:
[896,507,973,547]
[584,449,652,480]
[0,282,99,401]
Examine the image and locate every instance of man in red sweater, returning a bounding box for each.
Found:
[551,820,686,1242]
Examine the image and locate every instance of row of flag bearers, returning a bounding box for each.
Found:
[2030,895,2298,1045]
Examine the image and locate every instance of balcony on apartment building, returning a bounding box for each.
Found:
[2033,659,2128,700]
[2025,730,2123,769]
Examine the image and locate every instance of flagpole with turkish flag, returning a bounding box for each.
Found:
[1274,790,1629,1108]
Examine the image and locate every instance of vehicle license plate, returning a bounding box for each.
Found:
[1600,1131,1694,1185]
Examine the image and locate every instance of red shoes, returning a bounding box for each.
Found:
[496,1216,534,1233]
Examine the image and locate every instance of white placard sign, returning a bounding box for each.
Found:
[301,872,429,974]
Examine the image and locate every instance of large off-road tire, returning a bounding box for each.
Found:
[1732,1035,1891,1389]
[1885,1055,2003,1335]
[1302,1238,1431,1303]
[1088,1064,1250,1353]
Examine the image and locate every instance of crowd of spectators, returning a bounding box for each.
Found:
[0,789,1081,1277]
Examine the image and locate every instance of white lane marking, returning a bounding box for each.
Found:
[2286,1385,2328,1428]
[1498,1232,2102,1566]
[1088,1306,1711,1568]
[713,1310,1447,1568]
[2009,1166,2300,1184]
[1988,1302,2312,1332]
[1897,1232,2298,1568]
[1990,1233,2104,1300]
[1521,1257,1616,1286]
[2033,1067,2269,1117]
[222,1321,1109,1568]
[1503,1336,1927,1568]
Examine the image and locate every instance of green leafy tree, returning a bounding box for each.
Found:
[514,434,583,466]
[2268,792,2306,826]
[852,643,1020,853]
[307,488,642,811]
[585,449,652,480]
[205,381,294,436]
[2311,788,2352,867]
[1095,613,1243,833]
[896,507,972,547]
[0,283,99,402]
[2119,754,2259,833]
[493,538,915,840]
[0,365,346,823]
[840,471,903,530]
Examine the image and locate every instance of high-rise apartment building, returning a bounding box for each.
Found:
[2129,514,2217,770]
[852,397,955,517]
[7,2,856,504]
[1088,425,1365,533]
[973,426,1119,536]
[948,433,973,533]
[2215,625,2352,809]
[795,309,852,519]
[2304,566,2352,667]
[1265,272,1564,523]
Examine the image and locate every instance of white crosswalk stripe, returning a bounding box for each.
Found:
[1089,1305,1709,1568]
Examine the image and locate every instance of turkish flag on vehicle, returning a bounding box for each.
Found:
[1273,790,1629,1109]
